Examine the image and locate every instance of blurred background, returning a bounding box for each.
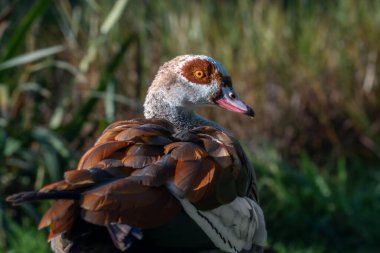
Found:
[0,0,379,252]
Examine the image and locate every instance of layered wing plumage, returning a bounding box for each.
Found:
[7,118,262,252]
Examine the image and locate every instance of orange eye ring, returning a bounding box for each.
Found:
[194,70,204,78]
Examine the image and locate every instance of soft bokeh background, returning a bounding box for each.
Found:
[1,0,379,252]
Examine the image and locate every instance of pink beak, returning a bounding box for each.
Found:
[214,87,255,117]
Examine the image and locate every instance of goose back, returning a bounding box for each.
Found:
[7,118,258,251]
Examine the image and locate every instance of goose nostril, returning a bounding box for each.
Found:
[228,92,236,99]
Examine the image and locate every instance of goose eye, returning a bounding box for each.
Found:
[194,70,204,78]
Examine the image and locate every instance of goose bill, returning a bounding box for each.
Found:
[214,88,255,117]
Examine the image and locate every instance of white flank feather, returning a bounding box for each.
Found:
[178,197,267,253]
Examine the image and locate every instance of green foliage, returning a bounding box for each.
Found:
[271,242,324,253]
[5,217,50,253]
[0,0,379,252]
[250,144,380,253]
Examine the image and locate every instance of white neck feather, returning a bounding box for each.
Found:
[143,89,222,131]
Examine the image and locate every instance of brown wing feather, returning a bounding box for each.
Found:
[166,142,208,161]
[64,170,96,185]
[165,126,256,210]
[94,128,126,146]
[39,200,76,229]
[38,199,79,240]
[81,178,181,228]
[39,180,73,192]
[30,119,178,242]
[193,126,258,201]
[130,155,177,187]
[77,141,132,170]
[231,138,258,201]
[8,118,258,250]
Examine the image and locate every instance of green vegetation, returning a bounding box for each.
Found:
[1,0,379,252]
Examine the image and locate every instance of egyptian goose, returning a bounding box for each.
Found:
[7,55,267,253]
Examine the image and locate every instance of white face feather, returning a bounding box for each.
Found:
[183,81,219,106]
[163,76,219,107]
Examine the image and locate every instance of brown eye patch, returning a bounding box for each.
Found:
[181,59,215,85]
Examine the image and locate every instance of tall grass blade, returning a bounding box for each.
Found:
[0,85,8,122]
[105,79,116,122]
[0,0,53,61]
[0,45,64,71]
[49,99,67,129]
[80,0,129,71]
[100,0,130,35]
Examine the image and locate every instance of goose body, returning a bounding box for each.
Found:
[7,55,267,253]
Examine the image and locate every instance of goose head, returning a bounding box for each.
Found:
[144,55,255,118]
